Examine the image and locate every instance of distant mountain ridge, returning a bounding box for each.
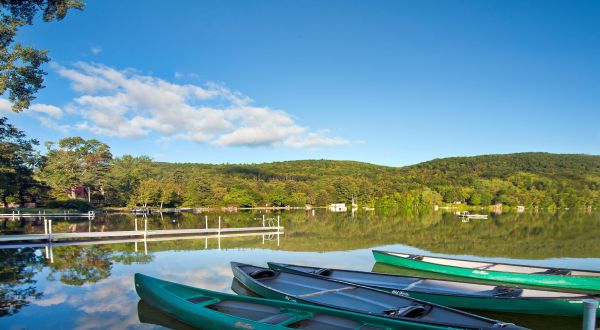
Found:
[149,152,599,209]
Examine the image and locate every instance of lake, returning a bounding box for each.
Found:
[1,209,599,329]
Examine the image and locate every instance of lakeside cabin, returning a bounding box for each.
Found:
[329,203,347,212]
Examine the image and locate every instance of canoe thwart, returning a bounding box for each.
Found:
[311,268,333,276]
[491,286,523,298]
[384,304,431,318]
[536,268,572,276]
[250,269,277,279]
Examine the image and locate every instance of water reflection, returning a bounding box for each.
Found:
[0,210,598,329]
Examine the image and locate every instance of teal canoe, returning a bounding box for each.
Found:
[135,273,469,330]
[373,250,600,292]
[231,262,528,330]
[268,262,600,316]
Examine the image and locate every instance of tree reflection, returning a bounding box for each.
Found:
[0,248,44,317]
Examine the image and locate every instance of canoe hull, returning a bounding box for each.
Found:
[135,274,247,330]
[373,251,600,292]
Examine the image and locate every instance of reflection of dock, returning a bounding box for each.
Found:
[0,230,283,249]
[0,216,283,244]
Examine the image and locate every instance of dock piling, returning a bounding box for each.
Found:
[48,220,52,242]
[583,299,598,330]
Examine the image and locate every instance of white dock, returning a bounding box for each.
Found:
[0,215,283,243]
[0,210,95,219]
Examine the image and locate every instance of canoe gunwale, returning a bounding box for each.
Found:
[267,262,600,302]
[372,250,600,277]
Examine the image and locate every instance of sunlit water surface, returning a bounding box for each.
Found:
[1,210,599,330]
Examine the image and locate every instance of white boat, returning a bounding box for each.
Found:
[457,211,488,219]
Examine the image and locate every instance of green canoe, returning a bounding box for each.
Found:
[134,273,463,330]
[268,262,599,316]
[373,250,600,292]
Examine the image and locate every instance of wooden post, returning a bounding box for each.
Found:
[277,215,280,229]
[44,218,48,235]
[262,214,265,227]
[583,300,598,330]
[218,216,221,235]
[48,220,52,242]
[205,215,208,230]
[135,218,138,231]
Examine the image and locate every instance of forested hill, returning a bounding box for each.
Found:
[139,152,599,210]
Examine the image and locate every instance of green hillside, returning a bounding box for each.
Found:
[124,152,599,210]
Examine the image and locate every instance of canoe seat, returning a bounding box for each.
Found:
[258,312,295,324]
[491,286,523,297]
[384,304,431,318]
[408,255,424,261]
[536,268,572,276]
[250,269,277,280]
[311,268,333,276]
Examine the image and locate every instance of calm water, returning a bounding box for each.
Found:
[1,210,599,330]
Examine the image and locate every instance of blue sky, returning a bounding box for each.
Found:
[2,0,599,166]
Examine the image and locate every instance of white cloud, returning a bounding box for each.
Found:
[33,293,67,306]
[90,46,102,55]
[0,98,12,111]
[29,103,63,118]
[45,62,348,149]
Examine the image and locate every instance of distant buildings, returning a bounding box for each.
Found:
[329,203,347,212]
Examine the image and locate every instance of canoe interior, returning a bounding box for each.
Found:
[270,263,593,300]
[234,263,523,330]
[383,251,600,277]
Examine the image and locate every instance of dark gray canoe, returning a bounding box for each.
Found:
[268,262,599,316]
[231,262,528,330]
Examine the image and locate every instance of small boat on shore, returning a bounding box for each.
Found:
[373,250,600,292]
[268,262,600,316]
[231,262,527,330]
[457,211,488,219]
[135,273,473,330]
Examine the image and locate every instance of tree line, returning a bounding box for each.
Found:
[1,117,599,211]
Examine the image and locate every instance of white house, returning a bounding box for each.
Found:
[329,203,347,212]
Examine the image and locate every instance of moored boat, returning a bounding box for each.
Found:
[231,262,527,330]
[268,262,600,316]
[372,250,600,292]
[135,273,469,330]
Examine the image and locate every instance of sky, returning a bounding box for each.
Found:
[1,0,599,166]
